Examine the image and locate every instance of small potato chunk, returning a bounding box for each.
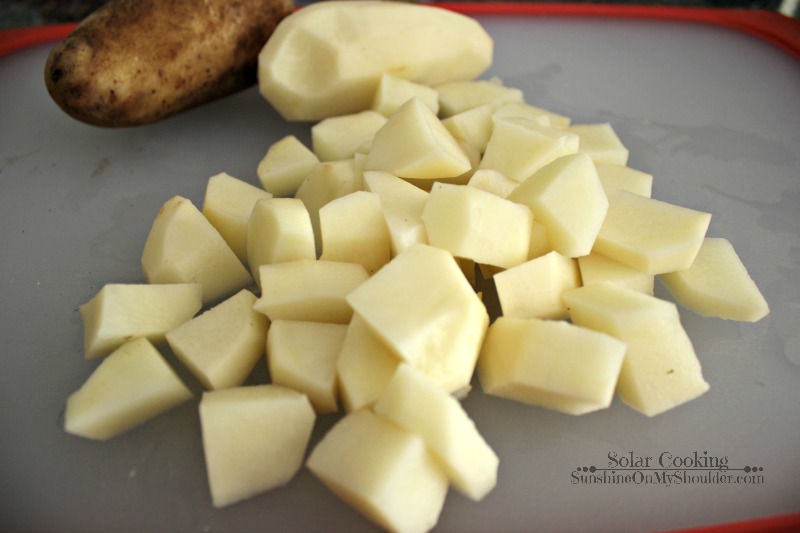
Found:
[319,191,392,274]
[202,172,272,263]
[594,163,653,198]
[494,251,581,320]
[257,135,320,197]
[255,259,368,324]
[362,170,430,256]
[660,237,769,322]
[311,111,388,161]
[306,409,449,533]
[479,117,579,182]
[422,182,532,270]
[374,363,499,501]
[492,102,571,129]
[80,282,202,359]
[346,244,489,394]
[593,189,712,275]
[258,0,493,121]
[507,152,608,259]
[141,195,253,304]
[364,98,472,180]
[478,317,626,415]
[65,337,193,440]
[563,283,710,417]
[267,320,347,413]
[199,385,315,507]
[441,105,494,155]
[568,123,630,166]
[467,168,518,199]
[165,289,268,390]
[578,253,655,295]
[247,197,316,286]
[435,79,524,117]
[371,73,440,117]
[336,314,401,413]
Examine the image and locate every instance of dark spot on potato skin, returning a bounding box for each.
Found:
[43,0,295,127]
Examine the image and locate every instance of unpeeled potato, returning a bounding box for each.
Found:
[44,0,294,127]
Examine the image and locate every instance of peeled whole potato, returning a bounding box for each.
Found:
[258,1,494,121]
[44,0,294,127]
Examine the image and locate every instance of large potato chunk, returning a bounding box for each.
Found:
[45,0,294,127]
[258,0,493,121]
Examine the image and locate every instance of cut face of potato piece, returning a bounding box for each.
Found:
[266,320,348,413]
[65,337,193,440]
[467,168,518,199]
[165,289,268,390]
[201,172,272,263]
[371,73,440,117]
[435,79,524,117]
[568,123,629,166]
[593,189,712,275]
[594,163,653,198]
[257,135,320,198]
[373,363,499,501]
[578,252,655,295]
[422,182,532,269]
[478,317,626,415]
[199,385,315,508]
[311,111,388,161]
[258,0,493,121]
[507,152,608,259]
[364,97,472,180]
[479,116,579,182]
[247,197,316,287]
[563,283,710,417]
[306,408,449,533]
[319,191,392,275]
[660,237,769,322]
[346,244,489,394]
[528,219,553,260]
[492,102,570,129]
[141,195,253,304]
[362,170,430,256]
[441,104,494,155]
[80,282,202,359]
[336,314,401,413]
[255,259,368,324]
[494,251,581,320]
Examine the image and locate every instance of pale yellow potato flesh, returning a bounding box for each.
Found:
[257,135,320,197]
[372,73,440,117]
[578,252,655,295]
[311,111,388,162]
[362,170,430,256]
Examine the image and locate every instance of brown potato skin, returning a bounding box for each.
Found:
[44,0,294,127]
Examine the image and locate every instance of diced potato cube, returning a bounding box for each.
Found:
[595,163,653,198]
[479,116,579,182]
[436,79,524,117]
[65,337,193,440]
[493,250,581,320]
[467,168,518,198]
[255,259,368,324]
[528,219,552,260]
[319,191,392,274]
[201,172,272,263]
[422,182,532,269]
[363,97,472,180]
[593,189,712,275]
[346,244,489,394]
[578,252,655,295]
[363,170,430,256]
[492,102,571,129]
[660,237,769,322]
[373,363,499,501]
[311,110,388,161]
[568,123,629,166]
[508,152,608,258]
[441,104,494,154]
[267,320,347,413]
[563,283,710,417]
[141,195,253,304]
[478,317,626,415]
[371,73,439,117]
[306,409,449,533]
[165,289,268,390]
[336,314,401,413]
[80,282,202,359]
[199,385,315,507]
[257,135,319,198]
